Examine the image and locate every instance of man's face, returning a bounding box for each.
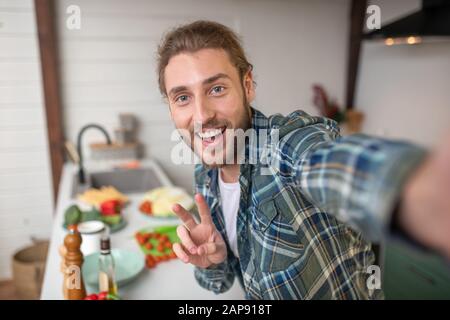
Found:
[164,48,255,167]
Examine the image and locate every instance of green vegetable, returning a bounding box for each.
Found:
[107,293,120,300]
[81,208,102,222]
[101,214,122,226]
[64,205,82,225]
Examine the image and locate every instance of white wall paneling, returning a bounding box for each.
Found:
[0,0,53,279]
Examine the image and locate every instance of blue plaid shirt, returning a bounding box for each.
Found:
[193,108,425,299]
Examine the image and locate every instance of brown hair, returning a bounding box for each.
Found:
[157,20,253,97]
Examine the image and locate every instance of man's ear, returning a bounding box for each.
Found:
[243,69,256,103]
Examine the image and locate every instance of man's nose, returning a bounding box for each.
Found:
[193,97,215,125]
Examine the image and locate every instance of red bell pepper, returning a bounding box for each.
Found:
[100,199,122,216]
[98,291,108,300]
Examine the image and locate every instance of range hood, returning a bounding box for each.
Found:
[365,0,450,44]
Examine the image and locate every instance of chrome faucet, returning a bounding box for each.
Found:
[77,124,112,184]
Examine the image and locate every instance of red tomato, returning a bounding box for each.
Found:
[164,242,172,249]
[98,291,108,300]
[100,199,122,216]
[139,201,152,214]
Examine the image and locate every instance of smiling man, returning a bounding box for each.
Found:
[157,20,450,299]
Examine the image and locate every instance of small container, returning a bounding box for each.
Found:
[119,113,137,131]
[77,221,105,256]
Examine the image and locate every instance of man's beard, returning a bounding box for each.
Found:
[182,96,251,169]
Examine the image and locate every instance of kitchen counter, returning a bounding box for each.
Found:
[40,160,245,300]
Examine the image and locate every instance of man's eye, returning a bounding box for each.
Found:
[210,86,225,95]
[175,95,189,104]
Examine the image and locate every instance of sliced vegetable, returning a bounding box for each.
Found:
[139,201,152,215]
[107,293,120,300]
[100,199,122,216]
[84,294,98,300]
[98,291,108,300]
[101,214,122,226]
[136,226,179,269]
[84,292,120,300]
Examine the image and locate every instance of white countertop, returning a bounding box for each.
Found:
[40,160,244,300]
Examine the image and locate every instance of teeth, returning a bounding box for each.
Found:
[198,128,223,139]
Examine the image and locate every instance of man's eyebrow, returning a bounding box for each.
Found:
[167,73,231,98]
[202,73,231,85]
[168,85,188,98]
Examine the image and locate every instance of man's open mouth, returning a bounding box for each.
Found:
[196,127,227,144]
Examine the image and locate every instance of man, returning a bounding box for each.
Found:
[156,20,450,299]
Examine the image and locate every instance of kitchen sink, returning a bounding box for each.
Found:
[71,167,164,198]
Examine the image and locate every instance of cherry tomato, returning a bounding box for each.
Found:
[98,291,108,300]
[164,242,172,249]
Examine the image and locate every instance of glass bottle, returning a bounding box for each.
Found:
[98,233,118,295]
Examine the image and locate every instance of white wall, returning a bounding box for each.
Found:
[0,0,53,279]
[56,0,350,191]
[357,0,450,147]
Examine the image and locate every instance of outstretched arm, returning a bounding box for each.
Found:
[287,125,450,258]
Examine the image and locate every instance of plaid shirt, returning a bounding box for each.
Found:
[193,108,425,300]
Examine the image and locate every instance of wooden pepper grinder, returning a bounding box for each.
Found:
[63,226,86,300]
[59,244,68,299]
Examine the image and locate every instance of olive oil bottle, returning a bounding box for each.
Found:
[98,233,118,295]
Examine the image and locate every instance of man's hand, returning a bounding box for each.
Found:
[172,193,227,268]
[400,132,450,258]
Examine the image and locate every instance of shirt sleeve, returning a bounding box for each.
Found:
[285,124,427,242]
[194,259,235,294]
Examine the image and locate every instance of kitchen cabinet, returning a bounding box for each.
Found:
[383,241,450,299]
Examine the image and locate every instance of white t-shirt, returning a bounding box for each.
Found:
[218,171,240,258]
